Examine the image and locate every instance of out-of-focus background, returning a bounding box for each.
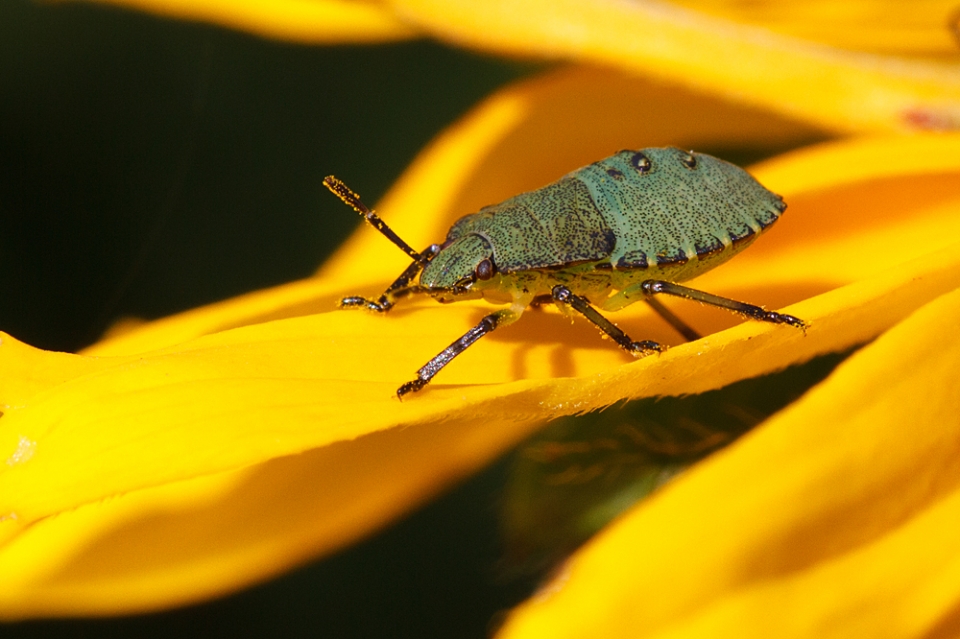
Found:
[1,1,541,637]
[0,0,529,352]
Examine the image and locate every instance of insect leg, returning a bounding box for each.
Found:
[397,307,520,399]
[324,176,425,263]
[641,280,806,329]
[340,244,441,312]
[551,285,664,356]
[601,285,700,342]
[643,297,701,342]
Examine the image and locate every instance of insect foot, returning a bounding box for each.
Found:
[338,295,390,313]
[627,340,667,356]
[761,311,808,332]
[396,377,427,400]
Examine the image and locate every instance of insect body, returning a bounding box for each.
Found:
[325,147,805,398]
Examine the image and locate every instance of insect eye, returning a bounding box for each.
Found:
[681,152,698,169]
[475,258,496,281]
[630,152,651,174]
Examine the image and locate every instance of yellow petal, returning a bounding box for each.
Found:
[68,0,417,43]
[668,0,960,57]
[497,283,960,639]
[389,0,960,132]
[0,335,108,408]
[7,234,956,617]
[0,426,500,616]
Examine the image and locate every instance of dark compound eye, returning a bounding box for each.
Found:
[475,258,496,281]
[681,151,698,169]
[630,152,651,174]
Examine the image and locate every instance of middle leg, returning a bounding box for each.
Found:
[551,285,664,356]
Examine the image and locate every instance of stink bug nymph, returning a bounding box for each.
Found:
[324,147,805,399]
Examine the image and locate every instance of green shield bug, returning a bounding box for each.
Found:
[324,147,805,399]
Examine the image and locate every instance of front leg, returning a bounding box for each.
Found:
[397,305,522,399]
[339,244,441,313]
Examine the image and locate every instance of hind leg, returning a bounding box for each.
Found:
[603,280,806,330]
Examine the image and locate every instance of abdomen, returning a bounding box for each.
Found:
[575,147,786,281]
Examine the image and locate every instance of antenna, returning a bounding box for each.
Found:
[323,176,425,263]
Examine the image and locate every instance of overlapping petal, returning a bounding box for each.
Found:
[666,0,960,56]
[70,0,960,132]
[71,0,960,56]
[388,0,960,133]
[71,0,416,43]
[497,285,960,639]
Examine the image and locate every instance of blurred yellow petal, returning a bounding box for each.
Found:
[669,0,960,57]
[390,0,960,132]
[84,276,347,357]
[67,0,960,56]
[66,0,960,131]
[497,284,960,639]
[69,0,417,44]
[0,422,503,616]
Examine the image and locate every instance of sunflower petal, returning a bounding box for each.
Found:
[389,0,960,132]
[668,0,960,56]
[496,284,960,639]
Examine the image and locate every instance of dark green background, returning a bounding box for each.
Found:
[0,0,529,352]
[1,1,540,637]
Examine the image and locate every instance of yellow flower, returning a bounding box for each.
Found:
[3,1,960,635]
[76,0,960,131]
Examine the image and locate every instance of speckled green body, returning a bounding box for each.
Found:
[420,147,786,307]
